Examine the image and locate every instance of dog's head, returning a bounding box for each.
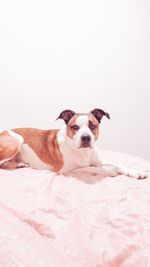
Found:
[56,108,110,149]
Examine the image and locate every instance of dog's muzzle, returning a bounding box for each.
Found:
[80,134,91,148]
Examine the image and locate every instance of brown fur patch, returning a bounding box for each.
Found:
[0,131,20,162]
[67,115,79,139]
[87,113,100,140]
[13,128,64,172]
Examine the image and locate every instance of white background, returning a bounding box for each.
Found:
[0,0,149,159]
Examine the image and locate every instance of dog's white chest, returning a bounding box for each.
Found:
[21,144,51,170]
[59,144,93,174]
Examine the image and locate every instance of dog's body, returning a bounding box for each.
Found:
[0,109,147,179]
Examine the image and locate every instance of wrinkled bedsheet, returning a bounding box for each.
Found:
[0,150,150,267]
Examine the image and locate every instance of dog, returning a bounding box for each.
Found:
[0,108,147,179]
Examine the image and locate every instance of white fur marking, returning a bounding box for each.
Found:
[21,144,52,170]
[57,125,67,144]
[8,130,24,145]
[73,115,94,149]
[76,115,89,127]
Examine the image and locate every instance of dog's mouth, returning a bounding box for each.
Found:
[79,143,92,149]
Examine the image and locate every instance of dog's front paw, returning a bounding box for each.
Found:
[115,166,148,179]
[129,171,148,180]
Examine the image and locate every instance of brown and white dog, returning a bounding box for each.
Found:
[0,109,147,179]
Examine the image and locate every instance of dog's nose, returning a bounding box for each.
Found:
[81,135,91,143]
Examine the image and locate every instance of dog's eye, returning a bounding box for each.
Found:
[89,124,96,130]
[71,125,80,131]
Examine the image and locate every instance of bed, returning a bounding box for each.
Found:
[0,150,150,267]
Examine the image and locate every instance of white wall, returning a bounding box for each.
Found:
[0,0,150,159]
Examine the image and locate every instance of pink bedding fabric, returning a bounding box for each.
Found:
[0,150,150,267]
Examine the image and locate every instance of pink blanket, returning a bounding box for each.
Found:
[0,150,150,267]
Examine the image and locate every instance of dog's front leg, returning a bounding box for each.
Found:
[101,160,148,179]
[70,166,119,177]
[90,148,148,179]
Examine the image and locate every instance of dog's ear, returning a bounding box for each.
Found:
[56,109,76,124]
[90,108,110,123]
